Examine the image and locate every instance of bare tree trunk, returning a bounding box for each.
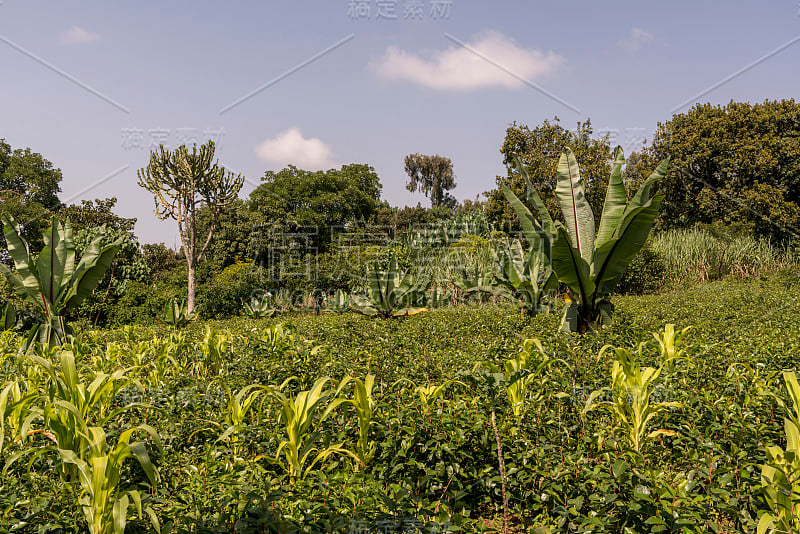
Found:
[187,260,196,313]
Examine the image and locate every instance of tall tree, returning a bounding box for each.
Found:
[641,99,800,241]
[0,139,64,254]
[249,163,383,251]
[486,119,611,231]
[137,141,243,313]
[404,153,456,207]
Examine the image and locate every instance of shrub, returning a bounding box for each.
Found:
[615,246,666,295]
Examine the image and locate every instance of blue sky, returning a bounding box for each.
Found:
[1,1,799,245]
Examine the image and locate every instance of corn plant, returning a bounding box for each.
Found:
[26,352,143,473]
[583,346,681,454]
[350,252,429,318]
[0,215,121,348]
[480,338,554,419]
[146,340,178,388]
[395,378,464,412]
[57,425,161,534]
[266,377,357,479]
[503,148,669,333]
[0,379,38,454]
[216,384,269,457]
[242,294,276,318]
[159,298,196,328]
[198,326,228,376]
[759,371,800,534]
[343,375,376,464]
[653,324,692,372]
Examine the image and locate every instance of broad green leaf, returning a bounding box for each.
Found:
[591,195,664,296]
[596,146,628,248]
[551,226,595,304]
[624,157,670,218]
[0,214,43,306]
[512,153,555,237]
[555,148,595,264]
[36,217,71,309]
[61,241,121,314]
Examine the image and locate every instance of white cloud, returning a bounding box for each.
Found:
[372,30,564,91]
[60,26,100,45]
[618,27,654,52]
[255,128,336,170]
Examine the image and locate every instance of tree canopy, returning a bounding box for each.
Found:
[137,141,243,312]
[486,119,612,231]
[641,99,800,241]
[249,163,383,250]
[404,153,456,208]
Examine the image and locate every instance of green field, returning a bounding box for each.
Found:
[2,273,799,533]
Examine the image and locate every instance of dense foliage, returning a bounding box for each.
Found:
[638,99,800,241]
[0,276,799,532]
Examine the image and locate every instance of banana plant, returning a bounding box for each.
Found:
[57,425,161,534]
[583,346,681,454]
[503,148,669,333]
[0,302,20,331]
[350,253,429,318]
[759,371,800,534]
[491,239,557,316]
[159,298,195,328]
[0,215,122,348]
[242,294,276,318]
[266,377,358,479]
[324,289,350,314]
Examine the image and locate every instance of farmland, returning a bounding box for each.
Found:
[2,273,799,533]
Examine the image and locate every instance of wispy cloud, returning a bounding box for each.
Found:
[255,128,337,170]
[618,27,654,52]
[60,26,100,45]
[373,30,564,91]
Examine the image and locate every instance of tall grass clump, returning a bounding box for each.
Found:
[650,227,799,284]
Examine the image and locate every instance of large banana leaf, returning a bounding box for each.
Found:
[555,148,595,265]
[0,215,43,305]
[591,194,665,296]
[36,217,73,309]
[61,241,121,314]
[623,158,670,219]
[551,226,595,306]
[504,153,555,248]
[596,146,628,248]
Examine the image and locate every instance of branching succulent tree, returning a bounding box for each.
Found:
[137,141,243,313]
[504,147,669,333]
[0,215,121,347]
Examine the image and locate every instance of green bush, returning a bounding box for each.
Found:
[615,246,666,295]
[197,261,266,319]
